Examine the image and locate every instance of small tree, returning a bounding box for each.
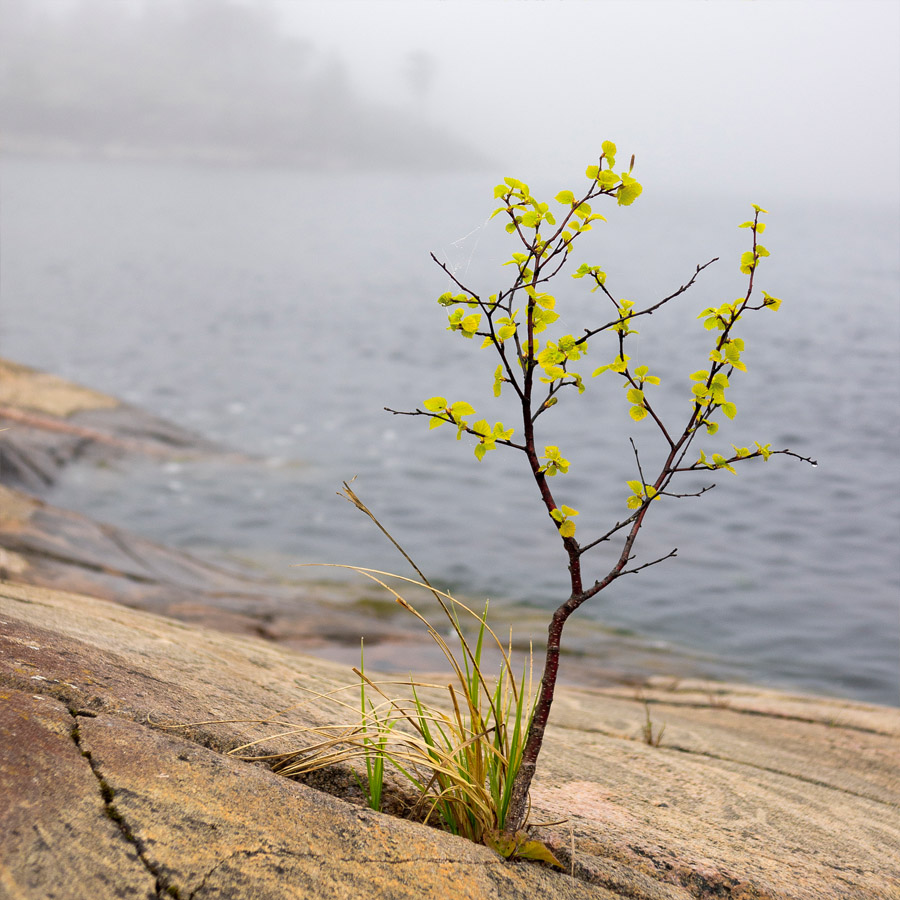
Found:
[386,143,815,838]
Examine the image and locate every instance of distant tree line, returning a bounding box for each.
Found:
[0,0,488,170]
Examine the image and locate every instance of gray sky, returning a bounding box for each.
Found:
[274,0,900,203]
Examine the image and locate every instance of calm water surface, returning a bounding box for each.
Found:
[2,157,898,705]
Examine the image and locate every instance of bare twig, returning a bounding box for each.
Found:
[430,253,481,301]
[660,484,716,499]
[630,437,647,487]
[619,548,678,577]
[578,258,719,345]
[577,515,638,555]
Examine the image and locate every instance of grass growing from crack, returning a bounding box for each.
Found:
[641,701,666,747]
[235,568,544,853]
[355,641,395,812]
[231,484,561,864]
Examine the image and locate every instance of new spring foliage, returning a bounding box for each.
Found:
[419,145,783,541]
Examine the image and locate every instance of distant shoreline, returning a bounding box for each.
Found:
[0,138,493,173]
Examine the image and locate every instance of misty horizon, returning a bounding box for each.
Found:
[0,0,491,170]
[1,0,897,205]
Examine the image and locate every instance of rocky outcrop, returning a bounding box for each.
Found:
[0,483,431,662]
[0,357,227,491]
[0,357,726,683]
[0,582,613,900]
[2,581,898,900]
[0,355,437,666]
[2,357,898,897]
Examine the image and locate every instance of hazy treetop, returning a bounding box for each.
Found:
[3,0,898,203]
[281,0,900,203]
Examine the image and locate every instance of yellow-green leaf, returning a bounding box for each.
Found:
[461,313,480,335]
[484,830,517,858]
[493,365,505,397]
[597,169,618,188]
[515,839,564,869]
[616,173,642,206]
[450,401,475,416]
[630,405,648,421]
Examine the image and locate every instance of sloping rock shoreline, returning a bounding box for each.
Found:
[2,581,899,899]
[1,358,899,899]
[0,356,730,682]
[1,582,616,900]
[0,482,435,662]
[0,357,444,667]
[0,357,230,492]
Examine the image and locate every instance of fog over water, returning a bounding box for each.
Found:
[1,1,898,703]
[2,0,898,200]
[281,0,900,202]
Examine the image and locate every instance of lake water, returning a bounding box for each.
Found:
[2,156,898,706]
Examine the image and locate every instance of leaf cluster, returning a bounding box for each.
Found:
[407,149,804,552]
[233,567,546,855]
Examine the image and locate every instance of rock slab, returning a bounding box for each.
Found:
[1,581,898,899]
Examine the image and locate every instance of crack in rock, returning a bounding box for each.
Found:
[67,708,183,900]
[550,720,891,809]
[185,847,503,900]
[660,742,894,809]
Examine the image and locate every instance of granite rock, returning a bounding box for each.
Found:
[1,581,897,899]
